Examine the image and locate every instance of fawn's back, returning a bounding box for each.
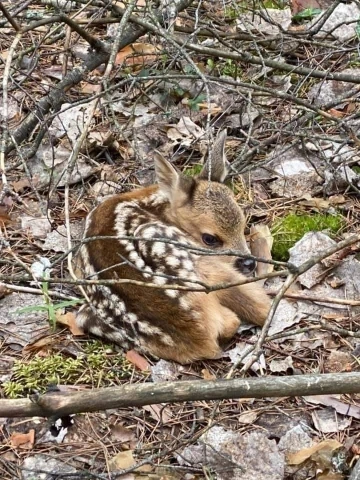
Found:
[76,132,270,363]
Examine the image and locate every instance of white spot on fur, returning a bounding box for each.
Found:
[138,321,163,336]
[178,269,190,279]
[152,241,166,256]
[154,275,167,286]
[75,309,87,327]
[89,325,103,337]
[179,296,191,311]
[135,258,145,269]
[99,285,112,295]
[101,298,110,309]
[129,250,140,263]
[181,259,193,271]
[142,265,153,279]
[166,226,177,238]
[166,255,180,268]
[165,289,178,298]
[177,249,190,258]
[106,330,127,343]
[126,313,138,323]
[141,226,157,239]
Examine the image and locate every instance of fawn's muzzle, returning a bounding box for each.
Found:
[235,257,256,275]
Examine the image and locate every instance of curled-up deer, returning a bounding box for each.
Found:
[75,131,270,363]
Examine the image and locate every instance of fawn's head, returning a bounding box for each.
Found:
[154,131,255,274]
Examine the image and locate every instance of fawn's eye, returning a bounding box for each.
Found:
[202,233,221,247]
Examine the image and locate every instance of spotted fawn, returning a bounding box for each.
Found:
[75,131,270,363]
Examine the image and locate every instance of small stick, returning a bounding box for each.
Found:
[267,290,360,307]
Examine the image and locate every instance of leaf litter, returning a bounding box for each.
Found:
[1,0,360,478]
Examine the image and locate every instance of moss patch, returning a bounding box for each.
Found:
[2,341,145,398]
[183,164,203,177]
[271,213,344,262]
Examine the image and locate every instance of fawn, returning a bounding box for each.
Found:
[75,131,270,364]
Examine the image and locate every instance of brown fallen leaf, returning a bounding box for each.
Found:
[328,108,345,118]
[11,178,31,193]
[10,430,35,449]
[328,195,346,205]
[115,43,161,67]
[56,311,84,336]
[125,350,150,371]
[143,404,172,423]
[287,439,342,465]
[299,194,330,211]
[238,410,258,424]
[0,283,12,299]
[0,206,12,224]
[110,424,137,443]
[304,395,360,420]
[22,335,57,355]
[108,450,151,476]
[201,368,216,380]
[108,450,136,475]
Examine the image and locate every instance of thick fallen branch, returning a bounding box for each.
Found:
[1,372,360,419]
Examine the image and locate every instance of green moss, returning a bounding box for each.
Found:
[183,164,203,177]
[224,0,286,19]
[271,213,344,262]
[2,341,144,399]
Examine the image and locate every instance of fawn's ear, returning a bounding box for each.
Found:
[154,151,179,198]
[198,130,228,183]
[154,152,194,204]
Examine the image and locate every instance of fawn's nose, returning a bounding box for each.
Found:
[235,257,256,275]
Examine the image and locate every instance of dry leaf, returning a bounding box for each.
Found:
[108,450,136,474]
[328,108,345,118]
[10,430,35,449]
[304,395,360,419]
[238,411,258,424]
[56,311,84,336]
[269,355,293,373]
[21,215,51,239]
[81,83,102,94]
[0,206,12,224]
[12,178,31,193]
[115,43,161,67]
[143,404,172,423]
[312,408,351,433]
[0,283,11,299]
[287,439,342,465]
[167,117,204,145]
[22,335,58,355]
[114,0,146,9]
[329,195,346,205]
[325,350,353,373]
[110,424,137,443]
[125,350,150,371]
[201,368,216,380]
[299,195,331,210]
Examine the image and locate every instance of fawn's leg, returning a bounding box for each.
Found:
[197,258,271,328]
[144,292,241,364]
[215,283,270,326]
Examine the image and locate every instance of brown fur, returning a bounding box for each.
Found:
[75,131,271,364]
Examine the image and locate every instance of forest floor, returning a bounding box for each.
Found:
[1,0,360,478]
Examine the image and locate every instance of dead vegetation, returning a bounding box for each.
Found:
[1,0,360,478]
